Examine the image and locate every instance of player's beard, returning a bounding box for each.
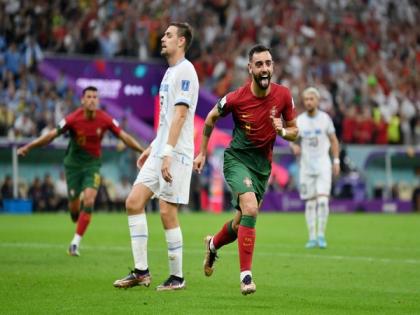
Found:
[252,72,271,90]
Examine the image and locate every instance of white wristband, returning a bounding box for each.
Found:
[333,158,340,165]
[162,144,174,157]
[281,128,287,137]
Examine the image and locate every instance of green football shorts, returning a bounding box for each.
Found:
[223,150,269,210]
[64,165,101,200]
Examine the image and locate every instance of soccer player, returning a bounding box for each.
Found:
[113,22,198,291]
[193,44,298,295]
[17,86,145,256]
[290,87,340,249]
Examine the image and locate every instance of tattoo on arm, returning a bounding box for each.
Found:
[203,124,214,137]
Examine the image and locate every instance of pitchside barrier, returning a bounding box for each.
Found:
[0,139,418,213]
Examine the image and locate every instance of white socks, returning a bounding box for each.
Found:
[128,213,148,271]
[165,226,183,278]
[317,196,330,238]
[71,234,82,247]
[305,199,317,240]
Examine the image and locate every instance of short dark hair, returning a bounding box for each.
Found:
[248,44,271,62]
[82,86,98,96]
[170,22,193,52]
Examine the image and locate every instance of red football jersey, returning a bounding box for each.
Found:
[58,108,122,159]
[218,82,296,162]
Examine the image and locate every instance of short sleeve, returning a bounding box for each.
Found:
[174,66,196,107]
[326,114,336,135]
[56,117,70,135]
[281,89,296,122]
[107,116,122,136]
[217,93,233,117]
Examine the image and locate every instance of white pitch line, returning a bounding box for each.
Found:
[256,242,420,253]
[1,242,420,266]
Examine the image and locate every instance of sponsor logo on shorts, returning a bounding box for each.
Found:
[243,177,253,188]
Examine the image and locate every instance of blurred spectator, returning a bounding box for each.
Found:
[0,0,419,147]
[0,103,14,136]
[24,36,43,73]
[28,177,45,212]
[341,105,357,143]
[387,114,401,145]
[354,107,375,144]
[41,173,57,212]
[1,174,14,200]
[12,111,36,138]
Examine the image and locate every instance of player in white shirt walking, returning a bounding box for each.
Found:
[113,22,199,290]
[290,87,340,249]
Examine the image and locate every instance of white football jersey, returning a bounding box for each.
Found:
[296,110,335,175]
[151,58,199,163]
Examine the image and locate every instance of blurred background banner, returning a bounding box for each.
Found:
[39,55,165,125]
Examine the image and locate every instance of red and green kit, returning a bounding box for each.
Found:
[57,108,122,200]
[218,83,296,208]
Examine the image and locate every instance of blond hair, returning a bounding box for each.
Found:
[302,87,320,99]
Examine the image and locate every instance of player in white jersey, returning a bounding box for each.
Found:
[290,87,340,249]
[114,22,199,291]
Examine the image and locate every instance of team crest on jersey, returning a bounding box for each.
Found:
[243,177,253,188]
[181,80,190,91]
[96,128,102,135]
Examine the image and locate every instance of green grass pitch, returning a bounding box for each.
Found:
[0,212,419,314]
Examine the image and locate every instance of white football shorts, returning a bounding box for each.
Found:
[134,154,192,204]
[299,168,332,200]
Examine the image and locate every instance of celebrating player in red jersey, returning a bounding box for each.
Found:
[18,86,145,256]
[194,44,298,295]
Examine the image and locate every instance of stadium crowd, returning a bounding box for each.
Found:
[1,0,419,145]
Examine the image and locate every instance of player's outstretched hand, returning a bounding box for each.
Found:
[137,146,151,168]
[161,156,173,183]
[193,153,206,174]
[17,145,29,157]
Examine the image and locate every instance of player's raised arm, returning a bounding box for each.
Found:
[118,130,145,154]
[271,115,298,142]
[283,118,299,141]
[193,104,221,173]
[17,129,59,157]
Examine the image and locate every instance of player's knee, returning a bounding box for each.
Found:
[231,220,240,232]
[317,196,329,209]
[83,196,95,208]
[125,195,145,214]
[125,196,137,213]
[241,204,258,217]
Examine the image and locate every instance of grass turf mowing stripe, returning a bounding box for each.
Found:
[2,241,420,265]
